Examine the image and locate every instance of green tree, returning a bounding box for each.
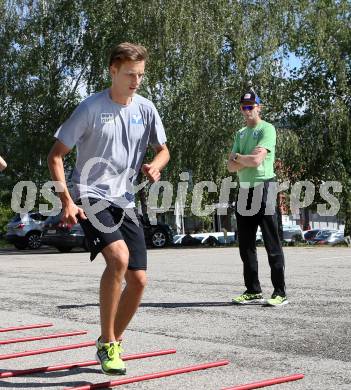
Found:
[286,0,351,234]
[1,0,350,234]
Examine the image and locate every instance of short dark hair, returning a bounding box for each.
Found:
[109,42,148,67]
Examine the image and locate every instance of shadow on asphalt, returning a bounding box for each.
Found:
[57,302,233,309]
[0,379,98,389]
[0,247,86,255]
[141,301,233,308]
[0,361,104,388]
[58,303,99,309]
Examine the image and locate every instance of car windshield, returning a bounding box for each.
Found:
[30,213,48,221]
[45,214,62,225]
[304,230,319,239]
[316,231,334,239]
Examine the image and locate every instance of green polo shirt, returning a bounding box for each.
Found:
[232,120,276,188]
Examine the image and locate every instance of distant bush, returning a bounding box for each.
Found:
[0,206,14,234]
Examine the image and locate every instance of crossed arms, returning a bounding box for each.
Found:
[227,146,268,173]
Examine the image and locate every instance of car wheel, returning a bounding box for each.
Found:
[151,230,167,248]
[56,247,73,253]
[27,232,42,250]
[14,242,27,250]
[205,236,219,247]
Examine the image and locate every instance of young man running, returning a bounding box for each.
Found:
[48,42,170,375]
[228,90,287,307]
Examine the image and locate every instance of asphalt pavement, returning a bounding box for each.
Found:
[0,246,350,389]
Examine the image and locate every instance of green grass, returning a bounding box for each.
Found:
[0,239,11,249]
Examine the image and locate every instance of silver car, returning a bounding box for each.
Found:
[5,213,48,250]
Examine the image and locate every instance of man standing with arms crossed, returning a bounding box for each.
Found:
[48,42,170,375]
[228,90,287,307]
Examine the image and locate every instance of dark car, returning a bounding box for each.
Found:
[312,230,344,245]
[41,212,173,252]
[41,213,88,253]
[309,229,338,245]
[139,216,174,248]
[304,229,322,242]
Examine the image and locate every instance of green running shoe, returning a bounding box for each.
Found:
[232,292,264,305]
[266,295,288,307]
[96,338,126,376]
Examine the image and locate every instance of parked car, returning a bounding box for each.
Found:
[41,212,174,252]
[303,229,322,242]
[174,231,236,247]
[282,225,305,244]
[312,230,344,245]
[325,231,345,245]
[41,214,88,253]
[199,232,236,246]
[255,225,304,245]
[308,229,337,245]
[173,234,187,245]
[5,212,48,250]
[140,216,174,248]
[179,233,203,247]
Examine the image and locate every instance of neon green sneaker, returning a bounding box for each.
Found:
[266,295,288,307]
[95,338,126,375]
[232,292,264,305]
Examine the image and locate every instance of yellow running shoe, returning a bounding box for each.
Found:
[95,338,126,375]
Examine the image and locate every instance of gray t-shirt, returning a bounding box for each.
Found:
[55,89,167,208]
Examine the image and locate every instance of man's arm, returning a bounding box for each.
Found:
[142,144,170,182]
[227,152,245,173]
[47,140,86,224]
[0,155,7,172]
[235,146,268,167]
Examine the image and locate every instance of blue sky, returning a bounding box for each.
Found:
[283,52,303,76]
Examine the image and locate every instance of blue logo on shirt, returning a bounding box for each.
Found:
[131,114,143,125]
[253,130,261,139]
[125,192,135,202]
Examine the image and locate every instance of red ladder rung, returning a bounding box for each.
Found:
[65,360,230,390]
[0,341,95,360]
[222,373,305,390]
[0,349,176,378]
[0,323,53,333]
[0,330,87,345]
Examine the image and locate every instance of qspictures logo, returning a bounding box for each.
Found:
[9,158,343,234]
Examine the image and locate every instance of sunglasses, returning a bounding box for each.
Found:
[241,105,256,111]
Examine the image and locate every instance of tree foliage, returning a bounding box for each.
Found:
[0,0,350,233]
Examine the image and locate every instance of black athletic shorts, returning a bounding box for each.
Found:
[77,198,147,270]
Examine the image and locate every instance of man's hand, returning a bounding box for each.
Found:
[251,146,267,157]
[62,202,87,224]
[0,156,7,172]
[227,152,244,172]
[142,163,161,182]
[234,147,268,168]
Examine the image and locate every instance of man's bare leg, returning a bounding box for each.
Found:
[114,269,147,339]
[100,240,129,342]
